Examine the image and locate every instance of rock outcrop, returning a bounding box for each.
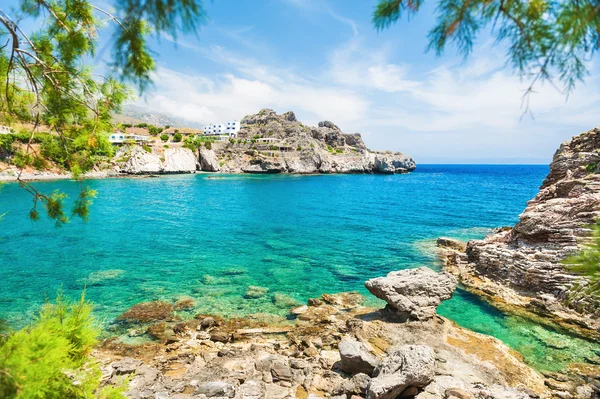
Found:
[217,109,415,174]
[438,127,600,334]
[367,345,435,399]
[338,337,381,376]
[198,149,220,172]
[163,148,197,173]
[121,146,162,174]
[119,146,198,174]
[365,267,458,321]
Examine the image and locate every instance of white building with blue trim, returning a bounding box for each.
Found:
[203,121,239,137]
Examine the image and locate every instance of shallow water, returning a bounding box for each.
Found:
[1,165,598,371]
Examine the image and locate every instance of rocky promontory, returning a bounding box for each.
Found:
[437,127,600,336]
[112,109,415,176]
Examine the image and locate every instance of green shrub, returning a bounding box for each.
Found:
[160,134,169,142]
[296,145,302,151]
[12,151,33,168]
[0,292,126,399]
[163,144,169,148]
[32,157,48,170]
[173,133,182,142]
[204,141,212,150]
[335,148,344,154]
[142,145,152,153]
[327,145,333,152]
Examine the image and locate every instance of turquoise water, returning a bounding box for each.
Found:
[1,165,599,371]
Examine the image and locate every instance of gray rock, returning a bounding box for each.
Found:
[365,267,458,321]
[338,337,381,376]
[238,380,263,399]
[194,381,236,398]
[121,146,162,174]
[112,357,142,375]
[271,360,293,382]
[367,345,435,399]
[198,149,220,172]
[163,148,197,173]
[374,152,416,174]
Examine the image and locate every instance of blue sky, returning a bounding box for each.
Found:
[6,0,600,163]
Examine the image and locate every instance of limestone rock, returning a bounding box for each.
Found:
[367,345,435,399]
[163,148,197,173]
[365,267,458,321]
[121,146,162,174]
[198,148,220,172]
[374,152,417,174]
[194,381,236,397]
[461,127,600,323]
[338,337,381,376]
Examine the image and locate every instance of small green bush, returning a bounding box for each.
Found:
[0,292,126,399]
[173,133,182,142]
[142,145,152,153]
[204,141,212,150]
[335,148,344,154]
[327,145,333,152]
[163,144,169,148]
[160,134,169,142]
[12,151,33,168]
[296,145,302,151]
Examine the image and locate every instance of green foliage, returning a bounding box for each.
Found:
[148,125,163,135]
[372,0,599,98]
[163,144,169,148]
[586,162,598,173]
[204,141,212,150]
[142,144,152,153]
[165,125,171,129]
[335,148,344,154]
[0,291,125,399]
[563,223,600,309]
[327,145,333,152]
[160,133,169,142]
[135,123,148,128]
[173,133,183,142]
[297,145,302,151]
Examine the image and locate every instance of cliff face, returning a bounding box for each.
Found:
[462,127,600,322]
[213,109,416,174]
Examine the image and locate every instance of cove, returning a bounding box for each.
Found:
[1,165,598,372]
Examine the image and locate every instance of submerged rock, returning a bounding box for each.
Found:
[118,301,174,323]
[245,285,270,299]
[365,267,458,321]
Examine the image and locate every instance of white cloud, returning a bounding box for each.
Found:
[133,5,599,163]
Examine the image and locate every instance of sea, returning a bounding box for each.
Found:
[1,165,598,371]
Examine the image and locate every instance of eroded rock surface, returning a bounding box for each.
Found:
[198,148,220,172]
[163,148,197,173]
[218,109,416,174]
[121,146,162,174]
[365,267,458,321]
[438,127,600,334]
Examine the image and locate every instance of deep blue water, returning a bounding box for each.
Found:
[1,165,599,371]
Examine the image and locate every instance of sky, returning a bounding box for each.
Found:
[7,0,600,163]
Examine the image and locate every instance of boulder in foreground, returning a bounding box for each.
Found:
[365,267,458,321]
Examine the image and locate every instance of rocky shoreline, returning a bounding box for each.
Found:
[95,268,592,399]
[95,268,599,399]
[436,127,600,340]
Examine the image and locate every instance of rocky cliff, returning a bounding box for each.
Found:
[210,109,415,174]
[438,127,600,335]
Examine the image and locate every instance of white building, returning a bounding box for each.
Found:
[203,121,239,137]
[0,125,12,134]
[109,132,149,144]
